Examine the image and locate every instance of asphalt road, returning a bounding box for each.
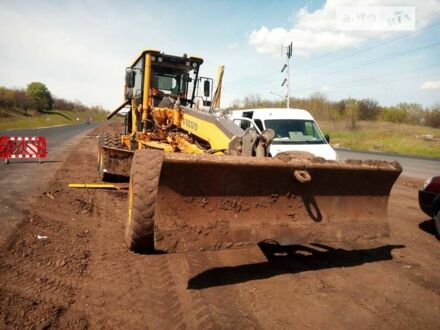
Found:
[337,149,440,180]
[0,123,99,246]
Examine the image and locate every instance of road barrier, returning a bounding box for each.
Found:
[0,136,47,163]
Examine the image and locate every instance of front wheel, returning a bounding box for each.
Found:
[125,149,164,252]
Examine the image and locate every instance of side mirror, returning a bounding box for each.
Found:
[324,134,330,143]
[203,80,210,97]
[125,68,136,88]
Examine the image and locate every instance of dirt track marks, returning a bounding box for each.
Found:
[70,178,188,329]
[1,260,76,307]
[186,252,262,329]
[147,257,187,329]
[0,193,92,328]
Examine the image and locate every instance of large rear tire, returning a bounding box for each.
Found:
[125,149,164,252]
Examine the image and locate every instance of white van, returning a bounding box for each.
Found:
[230,108,337,160]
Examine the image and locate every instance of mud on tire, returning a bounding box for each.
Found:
[125,149,164,252]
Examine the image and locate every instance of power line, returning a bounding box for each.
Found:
[223,82,282,95]
[224,63,440,96]
[223,77,281,92]
[223,69,281,86]
[224,69,440,97]
[345,71,439,88]
[294,40,440,84]
[226,41,440,94]
[297,63,440,92]
[224,43,294,100]
[294,19,440,75]
[223,12,440,96]
[303,71,440,92]
[224,24,440,92]
[293,11,440,68]
[223,15,440,91]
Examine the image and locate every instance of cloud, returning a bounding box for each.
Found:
[420,80,440,90]
[249,26,360,56]
[248,0,440,57]
[0,1,161,110]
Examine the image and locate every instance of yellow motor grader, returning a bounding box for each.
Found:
[101,49,401,253]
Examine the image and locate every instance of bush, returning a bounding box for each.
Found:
[424,105,440,128]
[230,93,440,129]
[358,98,380,120]
[381,106,407,123]
[345,98,359,130]
[0,83,106,115]
[26,82,53,111]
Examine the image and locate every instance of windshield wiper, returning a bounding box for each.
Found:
[273,140,324,144]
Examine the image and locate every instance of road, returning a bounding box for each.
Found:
[337,149,440,180]
[0,123,99,246]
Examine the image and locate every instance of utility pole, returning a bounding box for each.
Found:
[281,42,292,109]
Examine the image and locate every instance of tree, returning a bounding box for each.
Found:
[14,89,31,115]
[26,82,53,111]
[397,102,423,125]
[309,92,327,118]
[424,104,440,128]
[243,94,262,108]
[358,98,380,120]
[345,98,359,130]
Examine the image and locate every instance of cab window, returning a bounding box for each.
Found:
[239,120,251,130]
[153,73,183,94]
[133,58,144,103]
[254,119,264,131]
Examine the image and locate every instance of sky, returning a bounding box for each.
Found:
[0,0,439,111]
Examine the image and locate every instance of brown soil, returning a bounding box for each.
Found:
[1,126,440,329]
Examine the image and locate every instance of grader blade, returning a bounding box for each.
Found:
[153,153,402,253]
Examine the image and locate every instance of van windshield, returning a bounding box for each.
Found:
[265,119,326,144]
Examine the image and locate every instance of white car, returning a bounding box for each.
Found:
[230,108,337,160]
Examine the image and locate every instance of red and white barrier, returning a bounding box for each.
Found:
[0,136,47,163]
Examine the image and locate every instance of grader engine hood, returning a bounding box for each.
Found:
[150,153,402,253]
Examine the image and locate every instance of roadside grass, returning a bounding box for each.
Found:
[319,120,440,158]
[0,109,118,130]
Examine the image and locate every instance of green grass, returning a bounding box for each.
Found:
[0,109,119,130]
[319,120,440,158]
